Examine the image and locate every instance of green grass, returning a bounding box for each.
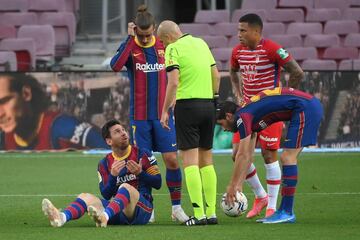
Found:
[0,152,360,240]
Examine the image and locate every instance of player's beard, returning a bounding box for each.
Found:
[15,104,39,141]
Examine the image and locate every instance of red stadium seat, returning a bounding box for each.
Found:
[0,38,36,71]
[324,20,359,35]
[262,22,286,38]
[242,0,277,10]
[201,35,228,49]
[353,60,360,70]
[211,48,233,62]
[338,60,353,70]
[304,34,340,48]
[302,59,337,70]
[0,25,16,40]
[266,9,304,23]
[0,12,37,28]
[344,33,360,47]
[287,47,317,60]
[323,47,358,60]
[314,0,351,12]
[343,8,360,21]
[0,51,17,71]
[305,9,341,22]
[268,34,302,48]
[210,23,237,37]
[179,23,211,36]
[278,0,313,10]
[287,22,322,36]
[64,0,80,13]
[28,0,65,12]
[0,0,28,12]
[194,10,230,24]
[350,0,360,7]
[231,9,267,23]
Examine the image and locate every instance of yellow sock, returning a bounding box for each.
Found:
[200,165,217,217]
[184,165,205,219]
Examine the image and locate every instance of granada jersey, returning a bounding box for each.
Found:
[1,111,108,150]
[231,39,292,100]
[97,146,161,201]
[110,35,167,120]
[235,87,316,139]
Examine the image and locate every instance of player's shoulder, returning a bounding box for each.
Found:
[261,38,282,50]
[154,37,165,49]
[137,146,152,158]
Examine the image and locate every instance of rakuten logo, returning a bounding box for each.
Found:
[136,63,165,72]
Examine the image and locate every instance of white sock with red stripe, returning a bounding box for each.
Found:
[265,161,281,210]
[245,163,267,199]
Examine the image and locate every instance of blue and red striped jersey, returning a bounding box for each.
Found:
[110,36,167,120]
[97,145,161,201]
[235,87,315,139]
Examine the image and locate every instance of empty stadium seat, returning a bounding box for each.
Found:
[201,35,228,49]
[262,22,286,37]
[64,0,80,13]
[0,12,37,28]
[354,60,360,70]
[268,34,302,48]
[304,34,340,48]
[0,25,16,39]
[211,48,232,61]
[306,9,341,22]
[350,0,360,7]
[0,51,17,71]
[314,0,351,12]
[0,38,36,71]
[344,33,360,47]
[38,12,76,57]
[228,35,239,47]
[0,0,28,12]
[210,23,237,37]
[179,23,211,36]
[266,9,304,22]
[338,60,353,70]
[242,0,277,10]
[302,59,337,70]
[278,0,313,10]
[232,9,267,23]
[324,20,359,35]
[323,47,358,59]
[287,47,317,60]
[28,0,65,12]
[194,10,230,24]
[287,22,322,35]
[18,25,55,61]
[343,8,360,21]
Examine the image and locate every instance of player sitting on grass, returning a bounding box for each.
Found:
[42,120,161,227]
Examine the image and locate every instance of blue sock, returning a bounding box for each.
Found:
[279,165,298,214]
[166,168,182,206]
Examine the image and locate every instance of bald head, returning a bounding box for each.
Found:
[157,20,183,47]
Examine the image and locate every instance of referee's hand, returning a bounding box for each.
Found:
[160,111,170,130]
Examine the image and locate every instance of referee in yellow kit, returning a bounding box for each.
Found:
[157,20,220,226]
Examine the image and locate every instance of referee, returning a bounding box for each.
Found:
[157,20,220,226]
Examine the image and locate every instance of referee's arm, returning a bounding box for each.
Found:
[211,64,220,96]
[160,68,179,130]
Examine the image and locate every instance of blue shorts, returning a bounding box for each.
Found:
[284,98,323,149]
[101,194,153,225]
[130,117,177,153]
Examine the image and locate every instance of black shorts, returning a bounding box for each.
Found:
[174,99,215,150]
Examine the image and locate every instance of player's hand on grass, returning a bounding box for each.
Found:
[110,160,126,176]
[128,22,136,36]
[160,111,170,130]
[127,160,142,175]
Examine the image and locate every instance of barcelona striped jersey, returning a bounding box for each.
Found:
[110,35,167,120]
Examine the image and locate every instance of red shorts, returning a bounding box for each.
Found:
[232,122,283,150]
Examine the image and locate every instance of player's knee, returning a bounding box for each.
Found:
[163,155,179,169]
[280,152,294,165]
[119,183,135,192]
[77,193,94,204]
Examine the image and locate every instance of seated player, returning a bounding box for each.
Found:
[42,120,161,227]
[216,87,323,224]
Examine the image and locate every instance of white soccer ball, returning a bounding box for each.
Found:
[221,191,248,217]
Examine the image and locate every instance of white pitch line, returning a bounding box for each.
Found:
[0,192,359,197]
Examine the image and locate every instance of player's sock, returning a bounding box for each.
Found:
[265,161,281,210]
[245,163,267,198]
[200,165,217,218]
[62,198,87,222]
[184,165,205,219]
[166,168,182,206]
[104,187,130,219]
[279,165,298,214]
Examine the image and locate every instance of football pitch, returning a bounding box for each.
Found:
[0,152,359,240]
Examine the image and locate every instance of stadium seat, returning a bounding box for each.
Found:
[266,9,304,22]
[228,35,239,47]
[287,47,317,60]
[324,20,359,35]
[287,22,322,36]
[343,8,360,21]
[179,23,211,36]
[338,60,353,70]
[305,9,341,22]
[194,10,230,24]
[0,25,16,40]
[210,23,237,37]
[350,0,360,7]
[0,38,36,71]
[18,25,55,61]
[0,12,37,28]
[323,47,358,60]
[28,0,65,12]
[353,60,360,70]
[278,0,313,10]
[302,59,337,70]
[268,34,302,48]
[38,12,76,57]
[344,33,360,47]
[0,51,17,71]
[262,22,286,38]
[242,0,277,10]
[231,9,267,23]
[211,48,232,63]
[0,0,28,12]
[314,0,351,12]
[64,0,80,13]
[304,34,340,48]
[201,35,228,49]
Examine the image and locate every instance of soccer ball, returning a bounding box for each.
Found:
[220,191,248,217]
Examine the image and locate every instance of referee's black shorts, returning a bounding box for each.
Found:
[174,99,215,150]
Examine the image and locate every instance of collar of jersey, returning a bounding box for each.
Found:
[14,113,44,147]
[112,145,131,161]
[134,36,156,48]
